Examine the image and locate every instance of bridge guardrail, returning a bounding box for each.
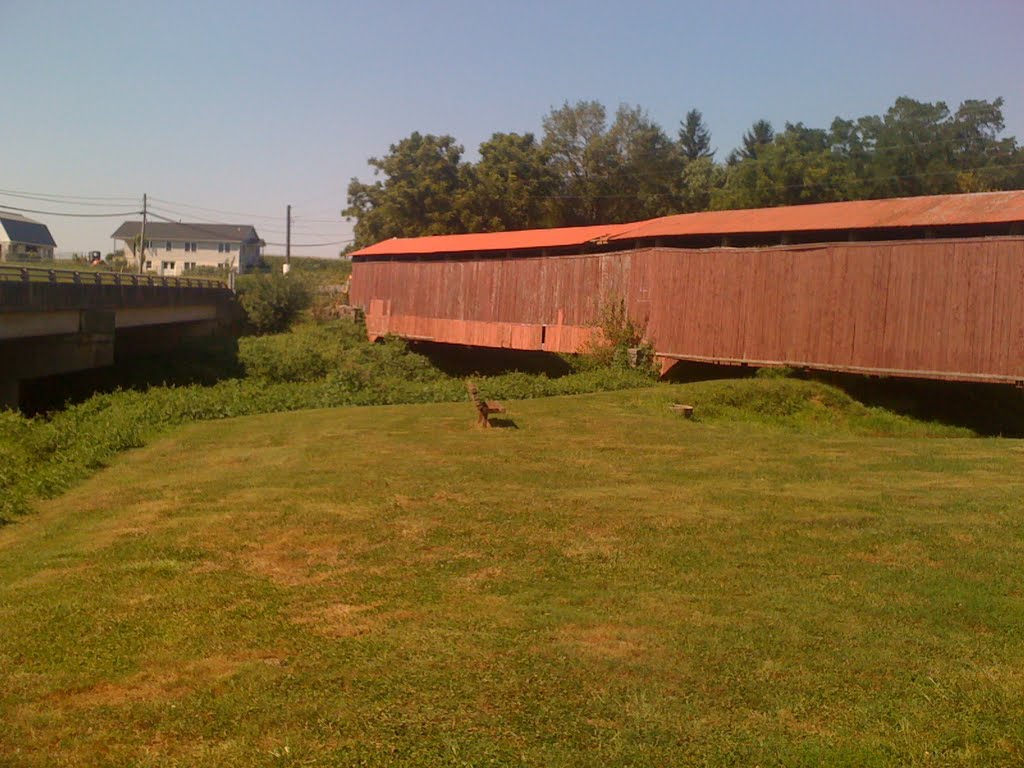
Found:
[0,264,228,290]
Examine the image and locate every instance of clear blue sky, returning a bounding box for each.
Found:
[4,0,1022,258]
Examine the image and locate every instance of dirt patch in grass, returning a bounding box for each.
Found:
[562,535,622,561]
[11,562,94,589]
[293,602,419,639]
[849,542,944,570]
[457,565,505,588]
[82,499,184,552]
[241,529,356,586]
[51,654,254,709]
[555,623,651,661]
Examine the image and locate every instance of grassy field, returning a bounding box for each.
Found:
[1,384,1022,766]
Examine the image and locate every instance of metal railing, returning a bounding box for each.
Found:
[0,264,228,289]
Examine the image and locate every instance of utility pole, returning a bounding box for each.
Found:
[285,204,291,273]
[139,193,148,274]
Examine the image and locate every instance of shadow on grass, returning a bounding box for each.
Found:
[487,418,519,429]
[808,372,1024,438]
[659,359,1024,437]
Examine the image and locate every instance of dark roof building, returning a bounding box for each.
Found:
[0,212,57,262]
[111,222,264,244]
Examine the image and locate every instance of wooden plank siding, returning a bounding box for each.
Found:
[350,237,1024,384]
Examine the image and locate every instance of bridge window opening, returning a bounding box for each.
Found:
[541,325,547,345]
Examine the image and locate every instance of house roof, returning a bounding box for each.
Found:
[0,211,57,247]
[350,223,636,258]
[609,190,1024,242]
[350,190,1024,259]
[112,221,263,244]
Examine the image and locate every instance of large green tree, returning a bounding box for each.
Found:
[457,132,557,232]
[343,132,467,249]
[603,104,681,221]
[541,101,681,225]
[540,100,614,225]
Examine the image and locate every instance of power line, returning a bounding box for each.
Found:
[0,192,140,208]
[148,196,288,222]
[0,187,139,203]
[150,198,348,227]
[147,205,347,239]
[0,203,140,218]
[265,238,354,248]
[145,212,352,250]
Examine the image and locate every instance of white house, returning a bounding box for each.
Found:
[111,221,264,275]
[0,212,56,262]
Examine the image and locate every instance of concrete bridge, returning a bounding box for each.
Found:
[0,265,236,408]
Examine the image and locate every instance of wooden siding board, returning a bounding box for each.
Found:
[349,238,1024,383]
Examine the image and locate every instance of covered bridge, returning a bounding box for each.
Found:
[349,191,1024,385]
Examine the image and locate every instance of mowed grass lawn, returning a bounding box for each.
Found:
[1,385,1023,767]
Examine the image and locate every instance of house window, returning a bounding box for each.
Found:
[145,261,153,270]
[183,262,197,271]
[166,241,172,251]
[161,261,176,270]
[189,242,198,252]
[224,243,232,253]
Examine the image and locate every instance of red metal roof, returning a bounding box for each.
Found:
[350,190,1024,258]
[350,223,636,258]
[610,190,1024,242]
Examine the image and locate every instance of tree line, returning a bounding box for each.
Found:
[343,97,1024,250]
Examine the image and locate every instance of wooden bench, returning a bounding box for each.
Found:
[467,381,505,427]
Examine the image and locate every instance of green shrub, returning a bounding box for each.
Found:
[238,323,444,386]
[578,297,657,375]
[755,366,796,379]
[237,274,311,334]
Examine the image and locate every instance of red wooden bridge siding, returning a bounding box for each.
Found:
[350,236,1024,384]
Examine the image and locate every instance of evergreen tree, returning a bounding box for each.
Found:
[728,119,775,164]
[678,109,714,161]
